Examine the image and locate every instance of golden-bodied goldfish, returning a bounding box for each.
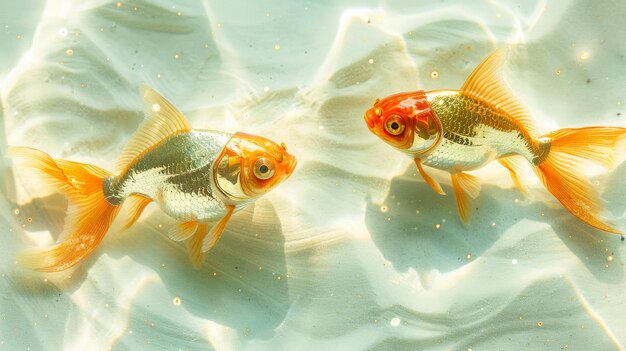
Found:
[364,48,626,233]
[11,86,297,271]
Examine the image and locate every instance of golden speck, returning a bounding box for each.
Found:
[537,321,544,327]
[607,255,614,262]
[258,266,263,271]
[555,69,561,76]
[174,53,180,59]
[518,315,523,320]
[156,73,162,79]
[150,323,155,327]
[514,198,519,203]
[217,23,222,28]
[430,70,439,79]
[274,43,281,51]
[158,223,163,228]
[116,2,123,7]
[581,325,585,329]
[176,11,182,16]
[27,217,32,223]
[277,276,281,280]
[43,278,48,282]
[133,6,138,11]
[266,12,271,17]
[128,330,132,334]
[152,103,161,112]
[13,209,19,215]
[496,13,502,18]
[435,223,441,229]
[16,34,21,40]
[99,27,105,32]
[263,86,270,92]
[65,48,74,56]
[466,253,472,260]
[161,263,166,268]
[368,58,374,64]
[67,275,72,279]
[579,51,590,60]
[415,210,420,214]
[491,222,496,227]
[380,205,388,213]
[173,297,181,305]
[386,217,391,222]
[212,272,218,276]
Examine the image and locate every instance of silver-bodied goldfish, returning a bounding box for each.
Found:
[11,86,297,271]
[364,48,625,233]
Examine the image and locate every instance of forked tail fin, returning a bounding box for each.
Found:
[10,147,121,272]
[532,127,626,234]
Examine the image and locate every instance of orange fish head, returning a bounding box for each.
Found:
[364,90,442,157]
[215,132,297,201]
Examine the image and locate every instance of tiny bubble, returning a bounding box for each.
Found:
[368,58,374,64]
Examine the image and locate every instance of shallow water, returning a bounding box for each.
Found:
[1,1,626,350]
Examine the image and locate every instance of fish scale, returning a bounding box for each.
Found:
[105,130,232,221]
[422,91,537,172]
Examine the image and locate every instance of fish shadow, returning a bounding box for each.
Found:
[107,200,290,341]
[7,191,289,341]
[365,165,625,284]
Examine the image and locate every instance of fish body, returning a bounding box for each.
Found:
[11,86,296,271]
[104,130,232,222]
[364,48,626,233]
[422,90,547,172]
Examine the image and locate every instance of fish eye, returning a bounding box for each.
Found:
[253,157,275,180]
[384,115,405,135]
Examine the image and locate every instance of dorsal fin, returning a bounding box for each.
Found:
[460,48,537,136]
[115,85,192,174]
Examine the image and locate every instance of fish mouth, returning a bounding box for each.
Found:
[283,154,297,176]
[364,109,377,129]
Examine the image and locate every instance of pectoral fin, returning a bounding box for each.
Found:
[168,220,198,241]
[450,172,481,225]
[187,223,209,268]
[184,205,236,268]
[202,205,235,252]
[414,159,445,195]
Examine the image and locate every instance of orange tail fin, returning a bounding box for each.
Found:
[10,147,121,272]
[532,127,626,234]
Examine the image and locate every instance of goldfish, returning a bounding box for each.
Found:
[10,86,297,271]
[364,48,626,233]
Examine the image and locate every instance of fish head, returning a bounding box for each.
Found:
[364,90,442,157]
[214,132,297,201]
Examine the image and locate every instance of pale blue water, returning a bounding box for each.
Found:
[2,1,626,350]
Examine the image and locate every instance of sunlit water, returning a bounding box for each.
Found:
[2,1,626,350]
